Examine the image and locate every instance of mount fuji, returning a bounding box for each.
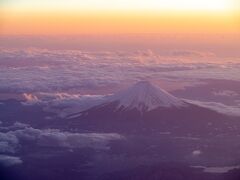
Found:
[104,81,187,111]
[67,81,240,136]
[69,81,187,117]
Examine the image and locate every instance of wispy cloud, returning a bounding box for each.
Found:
[186,99,240,117]
[212,90,238,97]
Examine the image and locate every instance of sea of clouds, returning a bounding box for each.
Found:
[0,47,239,93]
[0,47,240,117]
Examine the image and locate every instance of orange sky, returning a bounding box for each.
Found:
[0,0,239,35]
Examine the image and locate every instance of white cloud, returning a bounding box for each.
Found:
[0,122,30,131]
[0,155,22,167]
[0,132,19,153]
[0,124,124,155]
[38,131,123,149]
[22,93,40,105]
[171,50,216,58]
[158,64,240,81]
[192,150,202,156]
[186,99,240,117]
[21,92,106,117]
[0,47,239,94]
[212,90,238,97]
[193,165,240,174]
[11,122,30,129]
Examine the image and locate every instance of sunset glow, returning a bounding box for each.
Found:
[1,0,239,35]
[1,0,237,12]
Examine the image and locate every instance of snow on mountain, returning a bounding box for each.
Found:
[67,81,186,118]
[101,81,186,112]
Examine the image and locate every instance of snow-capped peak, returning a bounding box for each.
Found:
[106,81,186,111]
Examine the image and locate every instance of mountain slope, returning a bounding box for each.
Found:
[66,81,240,136]
[68,81,187,119]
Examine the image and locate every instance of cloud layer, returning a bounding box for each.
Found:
[0,122,123,166]
[0,48,239,94]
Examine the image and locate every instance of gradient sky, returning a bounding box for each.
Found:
[0,0,239,35]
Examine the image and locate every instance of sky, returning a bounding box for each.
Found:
[0,0,240,35]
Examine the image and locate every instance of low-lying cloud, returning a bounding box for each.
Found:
[0,47,239,94]
[0,124,123,153]
[186,100,240,117]
[21,92,106,117]
[212,90,238,97]
[0,122,124,166]
[0,155,22,167]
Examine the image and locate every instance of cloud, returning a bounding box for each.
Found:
[0,155,22,167]
[21,92,106,117]
[37,131,123,149]
[171,50,216,58]
[0,122,30,131]
[0,47,239,94]
[158,65,240,81]
[186,99,240,117]
[0,123,124,155]
[212,90,238,97]
[22,93,40,105]
[0,132,19,153]
[193,165,240,174]
[10,122,30,129]
[192,150,202,156]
